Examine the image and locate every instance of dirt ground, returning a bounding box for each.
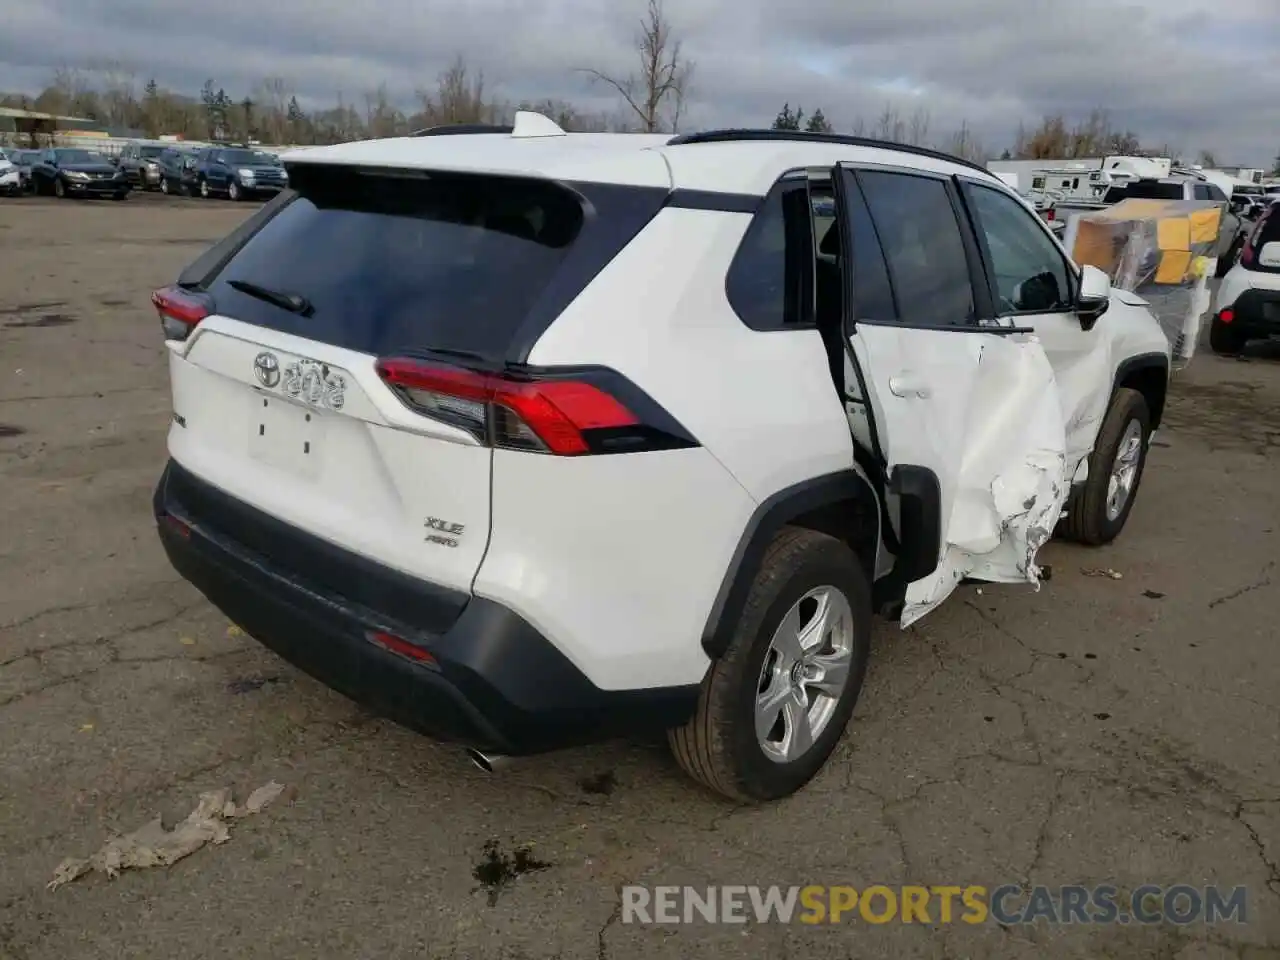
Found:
[1,194,1277,960]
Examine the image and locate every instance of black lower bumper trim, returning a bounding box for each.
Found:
[1227,290,1280,338]
[154,461,699,754]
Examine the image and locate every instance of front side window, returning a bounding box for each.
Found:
[963,183,1074,314]
[856,170,975,327]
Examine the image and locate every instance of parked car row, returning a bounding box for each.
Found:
[0,143,288,203]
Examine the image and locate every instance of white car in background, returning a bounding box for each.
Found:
[0,150,21,196]
[1211,201,1280,355]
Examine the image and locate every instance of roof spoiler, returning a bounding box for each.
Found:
[409,112,567,139]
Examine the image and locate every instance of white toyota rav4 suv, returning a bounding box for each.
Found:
[152,113,1171,802]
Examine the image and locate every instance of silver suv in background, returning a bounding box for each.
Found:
[118,141,171,191]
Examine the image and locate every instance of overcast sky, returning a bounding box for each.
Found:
[1,0,1277,163]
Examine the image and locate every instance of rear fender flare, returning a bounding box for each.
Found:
[700,470,881,660]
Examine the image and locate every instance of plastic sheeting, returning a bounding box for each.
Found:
[1062,197,1220,370]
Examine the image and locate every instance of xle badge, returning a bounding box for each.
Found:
[425,517,465,549]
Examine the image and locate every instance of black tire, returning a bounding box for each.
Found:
[160,177,169,195]
[53,177,66,199]
[228,179,242,201]
[112,192,127,201]
[1209,318,1246,356]
[668,527,871,802]
[198,178,209,199]
[1058,387,1150,546]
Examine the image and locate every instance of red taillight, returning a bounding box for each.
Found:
[1240,243,1254,266]
[375,358,640,456]
[1045,208,1056,221]
[152,285,212,341]
[1220,308,1235,324]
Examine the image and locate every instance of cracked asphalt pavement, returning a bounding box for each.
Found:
[1,195,1278,959]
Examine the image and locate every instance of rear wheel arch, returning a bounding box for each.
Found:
[701,470,881,660]
[1113,352,1169,430]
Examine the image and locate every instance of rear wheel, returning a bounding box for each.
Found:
[1058,387,1150,546]
[669,527,871,802]
[1209,318,1246,356]
[160,177,169,195]
[199,178,209,199]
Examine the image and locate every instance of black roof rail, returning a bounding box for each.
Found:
[665,129,991,175]
[410,124,514,137]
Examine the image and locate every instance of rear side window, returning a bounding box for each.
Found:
[726,177,815,330]
[1193,184,1211,201]
[856,170,975,327]
[205,169,597,361]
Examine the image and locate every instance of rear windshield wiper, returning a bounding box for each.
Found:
[227,279,313,316]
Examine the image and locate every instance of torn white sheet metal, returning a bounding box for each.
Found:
[48,781,287,890]
[901,337,1070,628]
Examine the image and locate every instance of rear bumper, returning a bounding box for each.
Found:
[1220,289,1280,338]
[153,460,698,754]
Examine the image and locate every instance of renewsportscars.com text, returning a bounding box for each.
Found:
[621,884,1249,926]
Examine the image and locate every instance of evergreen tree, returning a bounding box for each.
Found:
[772,103,803,131]
[805,109,832,134]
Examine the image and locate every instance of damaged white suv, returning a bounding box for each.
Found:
[152,115,1171,802]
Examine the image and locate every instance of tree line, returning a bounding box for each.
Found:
[1,0,1273,171]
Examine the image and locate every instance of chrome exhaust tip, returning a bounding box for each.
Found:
[466,748,510,773]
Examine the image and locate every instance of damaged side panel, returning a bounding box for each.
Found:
[846,322,1070,629]
[899,334,1070,627]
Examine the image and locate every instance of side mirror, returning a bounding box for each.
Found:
[1076,264,1111,332]
[1258,242,1280,269]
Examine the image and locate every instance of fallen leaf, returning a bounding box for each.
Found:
[179,637,196,646]
[226,625,243,638]
[78,723,94,733]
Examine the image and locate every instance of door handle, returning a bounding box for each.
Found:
[888,375,933,399]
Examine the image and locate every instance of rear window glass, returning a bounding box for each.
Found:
[1121,181,1183,200]
[207,169,587,359]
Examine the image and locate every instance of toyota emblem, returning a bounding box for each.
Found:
[253,351,281,388]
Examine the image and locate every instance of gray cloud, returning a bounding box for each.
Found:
[0,0,1276,163]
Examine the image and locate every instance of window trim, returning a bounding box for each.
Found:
[836,161,998,333]
[956,175,1082,319]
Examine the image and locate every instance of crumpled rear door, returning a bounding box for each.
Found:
[899,333,1070,627]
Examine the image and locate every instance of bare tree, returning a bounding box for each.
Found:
[945,120,986,164]
[364,82,404,138]
[579,0,694,133]
[905,106,931,147]
[257,77,292,144]
[415,56,492,127]
[89,60,139,128]
[873,104,906,144]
